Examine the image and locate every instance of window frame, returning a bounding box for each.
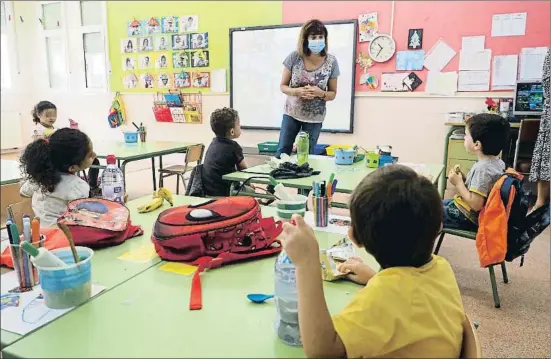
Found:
[1,1,18,91]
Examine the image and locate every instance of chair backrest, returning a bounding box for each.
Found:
[7,199,34,233]
[185,144,204,165]
[1,183,24,227]
[460,313,481,358]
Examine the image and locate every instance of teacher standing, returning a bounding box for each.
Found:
[276,19,340,158]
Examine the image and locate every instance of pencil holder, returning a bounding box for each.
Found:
[313,196,330,227]
[365,152,380,168]
[8,236,45,292]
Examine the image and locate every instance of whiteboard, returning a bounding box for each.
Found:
[230,21,357,133]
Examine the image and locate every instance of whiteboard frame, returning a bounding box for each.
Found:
[229,20,358,134]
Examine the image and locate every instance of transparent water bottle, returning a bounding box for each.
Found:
[101,154,125,204]
[296,131,309,166]
[274,251,302,347]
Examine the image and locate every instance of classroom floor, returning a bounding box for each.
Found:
[2,153,549,358]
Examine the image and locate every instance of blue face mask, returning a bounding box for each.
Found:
[308,39,325,54]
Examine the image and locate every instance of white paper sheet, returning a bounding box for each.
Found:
[425,71,458,96]
[1,271,105,336]
[461,36,485,51]
[491,12,527,37]
[519,47,549,80]
[459,49,492,71]
[304,212,350,235]
[210,69,227,93]
[381,73,408,92]
[424,39,456,72]
[492,55,518,90]
[457,70,490,91]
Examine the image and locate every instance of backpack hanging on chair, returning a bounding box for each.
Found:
[108,92,126,128]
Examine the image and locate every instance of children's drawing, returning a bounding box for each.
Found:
[360,73,378,89]
[123,73,138,89]
[127,19,142,36]
[121,38,137,54]
[356,52,374,74]
[144,17,160,35]
[172,52,190,68]
[21,294,50,324]
[139,55,152,69]
[138,36,153,52]
[157,72,171,89]
[408,29,423,49]
[328,218,352,227]
[181,15,199,32]
[191,50,209,68]
[190,32,208,49]
[192,71,210,88]
[155,35,170,51]
[1,294,21,310]
[172,34,189,50]
[122,56,136,71]
[140,73,155,89]
[156,53,169,69]
[174,71,191,88]
[403,72,422,91]
[395,50,425,71]
[358,12,378,42]
[381,73,408,92]
[161,16,178,33]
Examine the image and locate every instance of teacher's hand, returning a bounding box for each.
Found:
[305,85,325,99]
[294,87,315,100]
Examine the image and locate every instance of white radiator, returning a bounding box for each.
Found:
[1,112,23,150]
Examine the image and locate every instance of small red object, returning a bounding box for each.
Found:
[291,220,296,226]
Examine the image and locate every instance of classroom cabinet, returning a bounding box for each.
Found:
[445,140,477,175]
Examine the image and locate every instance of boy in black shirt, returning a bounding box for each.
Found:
[202,107,248,196]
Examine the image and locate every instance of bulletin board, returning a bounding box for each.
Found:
[283,1,550,92]
[106,1,283,93]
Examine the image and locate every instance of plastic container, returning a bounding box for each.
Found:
[276,195,308,221]
[365,152,380,168]
[326,144,352,156]
[101,155,125,204]
[296,132,309,166]
[123,131,138,143]
[274,251,302,347]
[379,155,395,167]
[334,148,355,165]
[36,247,94,310]
[257,141,279,153]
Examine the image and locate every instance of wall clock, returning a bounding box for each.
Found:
[368,34,396,63]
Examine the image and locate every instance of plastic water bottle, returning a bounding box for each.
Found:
[274,251,302,346]
[296,131,309,166]
[101,154,125,204]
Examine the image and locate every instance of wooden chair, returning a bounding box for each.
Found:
[434,228,508,308]
[1,183,23,228]
[7,199,34,233]
[460,313,481,358]
[158,144,204,194]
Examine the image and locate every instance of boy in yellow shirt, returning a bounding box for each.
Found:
[281,165,465,358]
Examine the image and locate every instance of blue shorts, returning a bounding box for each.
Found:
[442,199,478,231]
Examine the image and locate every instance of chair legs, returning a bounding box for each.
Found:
[434,232,445,255]
[488,265,501,308]
[500,262,509,284]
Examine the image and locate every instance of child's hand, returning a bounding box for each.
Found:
[337,256,376,285]
[448,169,463,187]
[281,214,319,267]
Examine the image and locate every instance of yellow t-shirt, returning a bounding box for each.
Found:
[333,255,464,358]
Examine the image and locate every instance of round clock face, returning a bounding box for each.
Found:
[368,35,396,63]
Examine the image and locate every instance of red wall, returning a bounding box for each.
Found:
[282,1,550,92]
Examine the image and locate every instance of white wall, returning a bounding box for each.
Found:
[1,1,513,170]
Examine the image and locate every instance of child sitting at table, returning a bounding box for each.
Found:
[202,107,251,197]
[445,113,509,231]
[281,165,465,358]
[20,128,97,227]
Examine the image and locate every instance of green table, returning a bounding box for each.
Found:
[93,141,201,191]
[224,156,444,204]
[1,160,21,185]
[2,199,379,358]
[0,195,202,350]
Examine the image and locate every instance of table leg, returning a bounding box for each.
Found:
[151,157,157,191]
[229,182,237,196]
[121,161,128,191]
[440,126,455,198]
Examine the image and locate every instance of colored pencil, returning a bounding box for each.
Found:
[6,221,23,287]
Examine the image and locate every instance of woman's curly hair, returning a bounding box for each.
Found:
[20,128,91,193]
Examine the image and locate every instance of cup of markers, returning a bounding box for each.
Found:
[312,173,337,228]
[6,216,45,292]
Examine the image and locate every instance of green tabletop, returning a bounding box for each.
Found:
[93,141,200,161]
[1,159,21,186]
[0,195,202,349]
[3,199,379,358]
[224,156,444,193]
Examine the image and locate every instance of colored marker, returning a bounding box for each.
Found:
[31,218,41,283]
[6,221,23,286]
[22,215,35,286]
[8,222,28,288]
[331,179,338,196]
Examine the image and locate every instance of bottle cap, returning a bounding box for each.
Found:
[21,241,39,257]
[106,154,117,164]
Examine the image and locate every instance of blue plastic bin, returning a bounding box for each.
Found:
[124,131,138,143]
[36,247,94,309]
[314,144,329,155]
[379,155,399,167]
[334,149,355,165]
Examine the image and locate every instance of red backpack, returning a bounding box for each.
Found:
[57,198,144,247]
[151,196,283,310]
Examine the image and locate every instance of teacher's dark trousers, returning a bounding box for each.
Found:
[275,114,322,158]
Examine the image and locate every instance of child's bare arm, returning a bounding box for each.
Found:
[453,181,485,211]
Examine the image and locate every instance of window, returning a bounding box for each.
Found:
[45,36,66,88]
[40,1,67,89]
[79,1,107,89]
[0,1,13,89]
[80,1,102,26]
[41,2,62,30]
